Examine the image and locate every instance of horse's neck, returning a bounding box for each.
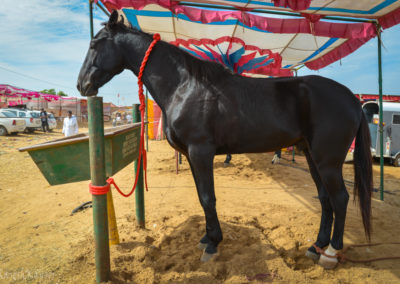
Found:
[123,34,185,111]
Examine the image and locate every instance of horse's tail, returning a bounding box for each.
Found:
[353,112,373,240]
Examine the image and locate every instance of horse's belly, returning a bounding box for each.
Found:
[218,127,302,154]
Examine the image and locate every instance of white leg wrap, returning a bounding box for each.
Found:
[318,244,339,269]
[272,154,280,164]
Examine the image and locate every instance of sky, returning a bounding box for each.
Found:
[0,0,399,106]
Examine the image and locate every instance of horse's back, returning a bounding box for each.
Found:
[212,75,362,154]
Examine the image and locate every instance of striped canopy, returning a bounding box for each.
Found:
[96,0,400,77]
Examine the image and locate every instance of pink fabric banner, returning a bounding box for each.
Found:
[272,0,312,11]
[0,84,78,102]
[378,6,400,30]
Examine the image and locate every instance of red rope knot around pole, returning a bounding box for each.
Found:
[89,182,110,195]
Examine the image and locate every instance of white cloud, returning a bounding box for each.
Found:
[0,0,140,105]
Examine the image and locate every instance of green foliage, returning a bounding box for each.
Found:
[57,91,68,97]
[40,88,56,95]
[40,89,68,97]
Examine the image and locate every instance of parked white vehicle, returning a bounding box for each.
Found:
[48,113,57,130]
[2,108,41,132]
[31,111,57,131]
[0,110,26,136]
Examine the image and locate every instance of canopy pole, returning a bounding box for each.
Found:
[377,24,384,201]
[179,2,376,23]
[145,89,149,151]
[89,0,94,39]
[133,104,145,228]
[96,1,111,17]
[88,2,111,282]
[88,97,111,283]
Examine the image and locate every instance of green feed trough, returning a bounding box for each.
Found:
[19,123,141,185]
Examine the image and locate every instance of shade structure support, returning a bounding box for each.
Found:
[377,24,384,201]
[96,0,111,16]
[179,2,377,23]
[88,2,111,283]
[91,1,386,202]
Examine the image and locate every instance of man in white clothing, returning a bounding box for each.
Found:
[62,111,79,137]
[126,113,133,124]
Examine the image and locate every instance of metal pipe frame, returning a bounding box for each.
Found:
[91,1,385,201]
[179,2,377,23]
[377,24,384,201]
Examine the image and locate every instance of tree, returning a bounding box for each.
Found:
[57,90,68,97]
[40,88,56,95]
[40,89,68,97]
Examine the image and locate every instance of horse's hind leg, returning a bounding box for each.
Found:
[314,163,349,269]
[304,149,333,262]
[187,144,222,261]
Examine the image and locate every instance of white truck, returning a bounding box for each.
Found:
[3,108,41,132]
[0,110,26,136]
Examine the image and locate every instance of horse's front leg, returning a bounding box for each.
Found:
[187,144,222,261]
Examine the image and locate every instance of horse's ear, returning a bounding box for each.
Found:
[108,10,119,26]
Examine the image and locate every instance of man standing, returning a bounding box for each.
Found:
[62,111,79,137]
[40,108,49,132]
[126,113,133,124]
[271,149,281,164]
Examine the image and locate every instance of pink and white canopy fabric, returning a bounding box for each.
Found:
[96,0,400,77]
[0,84,76,102]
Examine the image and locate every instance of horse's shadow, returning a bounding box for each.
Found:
[110,215,314,283]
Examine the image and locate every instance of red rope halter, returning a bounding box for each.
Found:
[108,33,160,198]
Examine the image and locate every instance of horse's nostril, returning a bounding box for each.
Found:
[77,82,81,91]
[83,82,91,90]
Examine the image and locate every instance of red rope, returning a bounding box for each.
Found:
[313,243,400,264]
[89,182,110,195]
[109,33,160,198]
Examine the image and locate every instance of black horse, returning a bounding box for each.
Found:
[78,11,372,268]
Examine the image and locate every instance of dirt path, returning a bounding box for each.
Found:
[0,130,399,283]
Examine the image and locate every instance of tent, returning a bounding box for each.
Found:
[91,0,400,200]
[94,0,400,77]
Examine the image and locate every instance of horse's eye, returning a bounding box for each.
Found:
[90,41,97,49]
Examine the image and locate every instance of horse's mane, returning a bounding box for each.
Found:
[108,20,236,82]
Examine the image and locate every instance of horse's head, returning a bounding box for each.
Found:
[77,11,126,96]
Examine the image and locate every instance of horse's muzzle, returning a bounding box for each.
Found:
[77,81,98,97]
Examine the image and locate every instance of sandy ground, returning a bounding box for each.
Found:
[0,128,400,283]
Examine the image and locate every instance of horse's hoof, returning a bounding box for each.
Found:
[318,254,338,269]
[198,242,207,250]
[305,250,320,262]
[318,244,339,269]
[200,251,218,262]
[224,162,229,167]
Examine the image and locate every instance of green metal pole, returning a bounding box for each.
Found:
[292,147,295,163]
[377,26,384,201]
[88,97,110,283]
[88,4,110,282]
[292,69,298,163]
[89,0,94,39]
[95,1,110,17]
[145,90,149,152]
[133,104,145,228]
